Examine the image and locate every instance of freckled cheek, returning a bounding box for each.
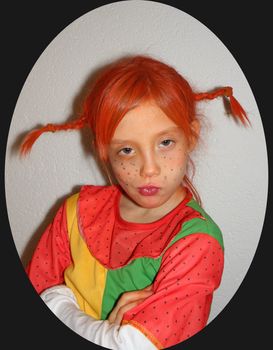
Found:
[111,162,139,182]
[161,154,187,178]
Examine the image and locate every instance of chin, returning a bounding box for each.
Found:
[135,195,165,209]
[122,186,166,208]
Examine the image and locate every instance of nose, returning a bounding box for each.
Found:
[140,153,161,178]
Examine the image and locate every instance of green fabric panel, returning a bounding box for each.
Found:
[167,199,224,250]
[101,256,162,319]
[101,199,223,319]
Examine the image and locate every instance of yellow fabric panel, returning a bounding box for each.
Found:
[64,193,107,319]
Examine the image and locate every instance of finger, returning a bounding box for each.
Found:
[108,300,126,323]
[119,289,153,305]
[115,298,147,325]
[108,287,154,323]
[108,301,123,323]
[143,285,153,291]
[108,307,118,324]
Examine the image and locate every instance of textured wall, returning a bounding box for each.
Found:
[5,1,267,324]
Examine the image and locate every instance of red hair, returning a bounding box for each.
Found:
[20,55,250,203]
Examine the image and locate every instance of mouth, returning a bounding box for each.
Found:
[137,186,160,196]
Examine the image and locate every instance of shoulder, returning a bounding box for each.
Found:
[161,233,224,269]
[65,184,120,203]
[65,184,120,219]
[157,232,224,293]
[169,198,224,251]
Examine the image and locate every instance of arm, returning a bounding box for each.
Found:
[41,285,157,350]
[122,233,224,348]
[26,200,72,294]
[40,233,223,349]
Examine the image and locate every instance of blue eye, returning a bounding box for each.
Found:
[119,147,133,155]
[160,139,174,147]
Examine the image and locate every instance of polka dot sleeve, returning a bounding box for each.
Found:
[25,200,72,294]
[122,233,224,349]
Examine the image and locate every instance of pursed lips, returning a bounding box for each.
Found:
[137,186,160,196]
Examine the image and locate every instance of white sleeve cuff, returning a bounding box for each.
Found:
[40,285,157,350]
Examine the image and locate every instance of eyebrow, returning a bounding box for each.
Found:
[110,126,182,145]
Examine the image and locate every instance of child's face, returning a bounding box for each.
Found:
[108,101,196,209]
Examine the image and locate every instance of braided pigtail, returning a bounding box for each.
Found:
[194,86,250,126]
[20,113,88,156]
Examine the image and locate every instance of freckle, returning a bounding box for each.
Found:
[164,176,167,180]
[127,172,131,175]
[122,167,126,170]
[171,169,174,171]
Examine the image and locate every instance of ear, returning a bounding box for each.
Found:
[188,119,200,152]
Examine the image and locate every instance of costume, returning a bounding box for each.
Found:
[27,185,224,349]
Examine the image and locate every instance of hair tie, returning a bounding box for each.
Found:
[224,86,232,98]
[194,86,250,126]
[46,123,57,132]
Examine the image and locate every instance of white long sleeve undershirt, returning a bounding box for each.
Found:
[40,285,157,350]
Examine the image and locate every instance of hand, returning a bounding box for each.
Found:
[107,285,153,325]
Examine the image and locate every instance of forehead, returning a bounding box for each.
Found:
[111,102,180,142]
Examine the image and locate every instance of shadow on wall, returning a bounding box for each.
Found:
[20,185,81,267]
[13,58,134,266]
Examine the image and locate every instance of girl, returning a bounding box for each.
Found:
[21,55,249,349]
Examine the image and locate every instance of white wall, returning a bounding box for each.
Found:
[5,1,268,325]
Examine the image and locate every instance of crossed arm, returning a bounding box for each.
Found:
[41,284,157,349]
[36,234,224,349]
[26,203,224,349]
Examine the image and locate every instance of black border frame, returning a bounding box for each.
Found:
[1,1,271,349]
